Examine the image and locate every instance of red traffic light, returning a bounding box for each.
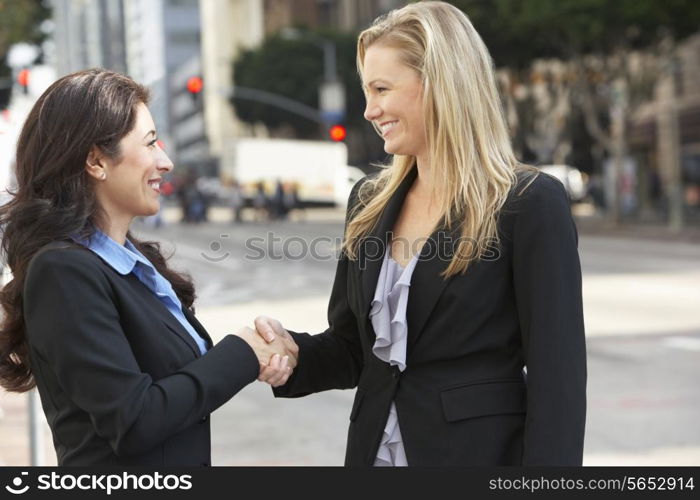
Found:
[17,69,30,88]
[186,76,203,94]
[329,124,347,142]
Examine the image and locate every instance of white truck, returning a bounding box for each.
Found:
[228,138,364,207]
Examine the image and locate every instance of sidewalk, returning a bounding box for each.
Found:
[574,213,700,244]
[0,391,56,466]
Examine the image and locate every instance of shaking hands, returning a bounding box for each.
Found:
[234,316,298,387]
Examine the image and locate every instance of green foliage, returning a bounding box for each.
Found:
[232,29,365,139]
[0,0,50,108]
[0,0,50,62]
[451,0,700,66]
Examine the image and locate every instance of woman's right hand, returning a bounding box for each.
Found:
[234,325,296,387]
[253,316,300,387]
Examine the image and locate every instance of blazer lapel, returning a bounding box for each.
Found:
[355,167,459,352]
[359,168,417,323]
[183,307,214,349]
[125,274,202,357]
[160,313,201,358]
[405,225,458,351]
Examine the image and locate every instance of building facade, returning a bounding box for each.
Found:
[52,0,404,180]
[262,0,402,34]
[52,0,128,75]
[51,0,203,167]
[199,0,265,180]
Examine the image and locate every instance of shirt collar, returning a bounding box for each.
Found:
[74,230,154,276]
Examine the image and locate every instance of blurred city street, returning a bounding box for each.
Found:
[1,206,698,466]
[1,0,700,470]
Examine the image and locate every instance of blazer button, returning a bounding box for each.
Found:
[201,415,209,423]
[201,462,210,467]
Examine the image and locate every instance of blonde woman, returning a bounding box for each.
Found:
[256,1,586,465]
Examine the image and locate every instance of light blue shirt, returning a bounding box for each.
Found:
[75,230,209,355]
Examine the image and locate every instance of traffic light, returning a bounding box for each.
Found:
[17,69,30,95]
[186,76,203,100]
[329,124,346,142]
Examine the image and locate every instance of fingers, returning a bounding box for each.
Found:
[257,354,292,387]
[283,346,298,369]
[254,316,277,343]
[258,353,282,382]
[255,315,293,341]
[267,355,290,387]
[237,326,295,382]
[258,360,283,385]
[249,316,296,382]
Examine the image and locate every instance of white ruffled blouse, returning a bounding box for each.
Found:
[369,250,419,467]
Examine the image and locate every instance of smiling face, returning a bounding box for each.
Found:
[362,44,427,163]
[90,103,173,230]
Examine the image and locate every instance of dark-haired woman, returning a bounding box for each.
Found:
[0,69,296,466]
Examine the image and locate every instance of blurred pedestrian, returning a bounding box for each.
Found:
[187,184,207,223]
[587,173,606,211]
[226,178,245,223]
[175,175,192,223]
[232,180,245,223]
[0,69,295,466]
[195,175,218,223]
[255,1,585,466]
[178,174,206,224]
[271,179,287,220]
[253,181,269,222]
[284,182,304,222]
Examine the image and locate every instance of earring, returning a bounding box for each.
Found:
[100,172,106,180]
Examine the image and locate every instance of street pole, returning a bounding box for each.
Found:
[28,390,44,465]
[317,40,345,136]
[279,29,345,135]
[656,39,684,232]
[321,41,337,84]
[609,78,629,226]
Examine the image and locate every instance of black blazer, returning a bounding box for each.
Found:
[23,243,259,466]
[274,168,586,466]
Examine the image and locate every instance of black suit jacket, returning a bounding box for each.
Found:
[23,243,259,466]
[274,168,587,465]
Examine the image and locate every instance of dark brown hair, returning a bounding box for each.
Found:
[0,69,196,393]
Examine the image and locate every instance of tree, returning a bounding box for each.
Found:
[231,28,384,166]
[453,0,700,65]
[451,0,700,225]
[0,0,50,108]
[232,30,362,135]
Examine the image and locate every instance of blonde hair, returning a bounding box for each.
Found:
[346,1,534,277]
